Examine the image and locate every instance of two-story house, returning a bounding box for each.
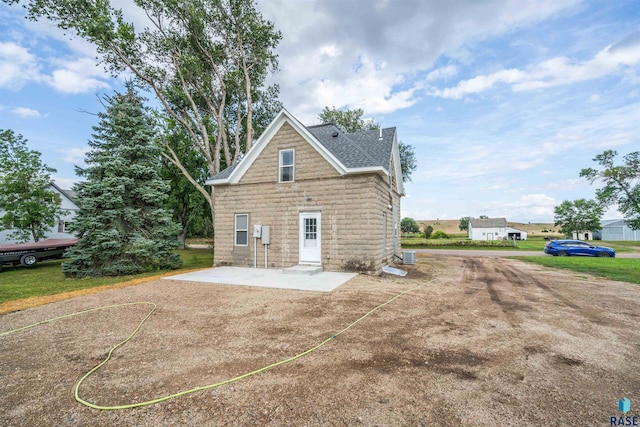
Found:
[206,109,404,273]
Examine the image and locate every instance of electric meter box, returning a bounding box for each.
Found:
[253,224,262,238]
[261,225,270,245]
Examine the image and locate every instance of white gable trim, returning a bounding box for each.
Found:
[208,109,348,185]
[345,166,387,175]
[391,131,404,195]
[206,176,231,186]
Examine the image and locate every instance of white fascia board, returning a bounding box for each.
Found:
[345,166,387,175]
[205,177,229,186]
[225,108,347,184]
[391,130,405,195]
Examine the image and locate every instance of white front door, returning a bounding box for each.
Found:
[299,212,321,265]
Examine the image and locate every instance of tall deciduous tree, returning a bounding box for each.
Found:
[319,106,379,133]
[62,86,182,277]
[160,121,212,246]
[580,150,640,229]
[400,217,419,233]
[458,216,470,231]
[553,199,604,239]
[0,130,65,242]
[11,0,282,226]
[318,106,417,183]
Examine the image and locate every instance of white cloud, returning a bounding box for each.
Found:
[50,69,110,94]
[59,146,90,164]
[0,41,43,89]
[49,57,111,94]
[12,107,40,118]
[430,32,640,99]
[430,69,525,99]
[425,65,458,82]
[260,0,579,120]
[484,193,558,220]
[0,38,111,94]
[543,178,588,191]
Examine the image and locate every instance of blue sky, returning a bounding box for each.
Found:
[1,0,638,222]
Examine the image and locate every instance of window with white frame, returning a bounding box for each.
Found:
[235,214,249,246]
[279,149,294,182]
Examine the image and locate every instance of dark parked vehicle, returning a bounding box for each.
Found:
[543,239,615,257]
[0,238,78,272]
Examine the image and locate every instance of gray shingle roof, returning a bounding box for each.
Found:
[347,127,396,169]
[210,161,240,181]
[306,124,395,170]
[209,120,396,181]
[470,218,508,228]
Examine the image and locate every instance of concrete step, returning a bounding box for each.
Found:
[282,265,323,276]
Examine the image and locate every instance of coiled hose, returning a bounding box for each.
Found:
[1,275,437,410]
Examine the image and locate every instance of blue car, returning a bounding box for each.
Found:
[544,239,615,257]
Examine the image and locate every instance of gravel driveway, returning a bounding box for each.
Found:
[1,256,639,426]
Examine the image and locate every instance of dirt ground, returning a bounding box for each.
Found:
[1,255,639,426]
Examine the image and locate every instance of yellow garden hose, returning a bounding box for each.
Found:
[1,275,437,410]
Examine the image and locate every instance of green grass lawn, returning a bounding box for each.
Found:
[0,249,213,304]
[402,237,547,250]
[402,236,637,252]
[513,256,640,284]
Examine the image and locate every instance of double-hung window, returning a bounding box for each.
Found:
[279,149,294,183]
[235,214,248,246]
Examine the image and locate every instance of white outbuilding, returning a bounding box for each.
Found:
[598,219,640,241]
[468,217,528,241]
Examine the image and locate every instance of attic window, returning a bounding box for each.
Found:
[279,149,294,183]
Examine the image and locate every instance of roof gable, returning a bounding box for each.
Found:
[51,182,78,206]
[206,109,346,185]
[206,108,403,195]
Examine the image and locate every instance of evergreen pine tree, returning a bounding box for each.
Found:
[63,85,182,277]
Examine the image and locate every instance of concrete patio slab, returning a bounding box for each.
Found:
[163,267,357,292]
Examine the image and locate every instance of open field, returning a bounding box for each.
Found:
[1,255,639,426]
[416,219,563,239]
[402,236,545,250]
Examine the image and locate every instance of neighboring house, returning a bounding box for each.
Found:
[468,217,528,240]
[206,109,404,273]
[596,219,640,241]
[0,183,78,244]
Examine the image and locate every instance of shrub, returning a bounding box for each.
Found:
[424,225,434,239]
[430,230,450,239]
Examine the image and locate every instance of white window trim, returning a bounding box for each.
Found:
[279,149,295,183]
[235,214,249,246]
